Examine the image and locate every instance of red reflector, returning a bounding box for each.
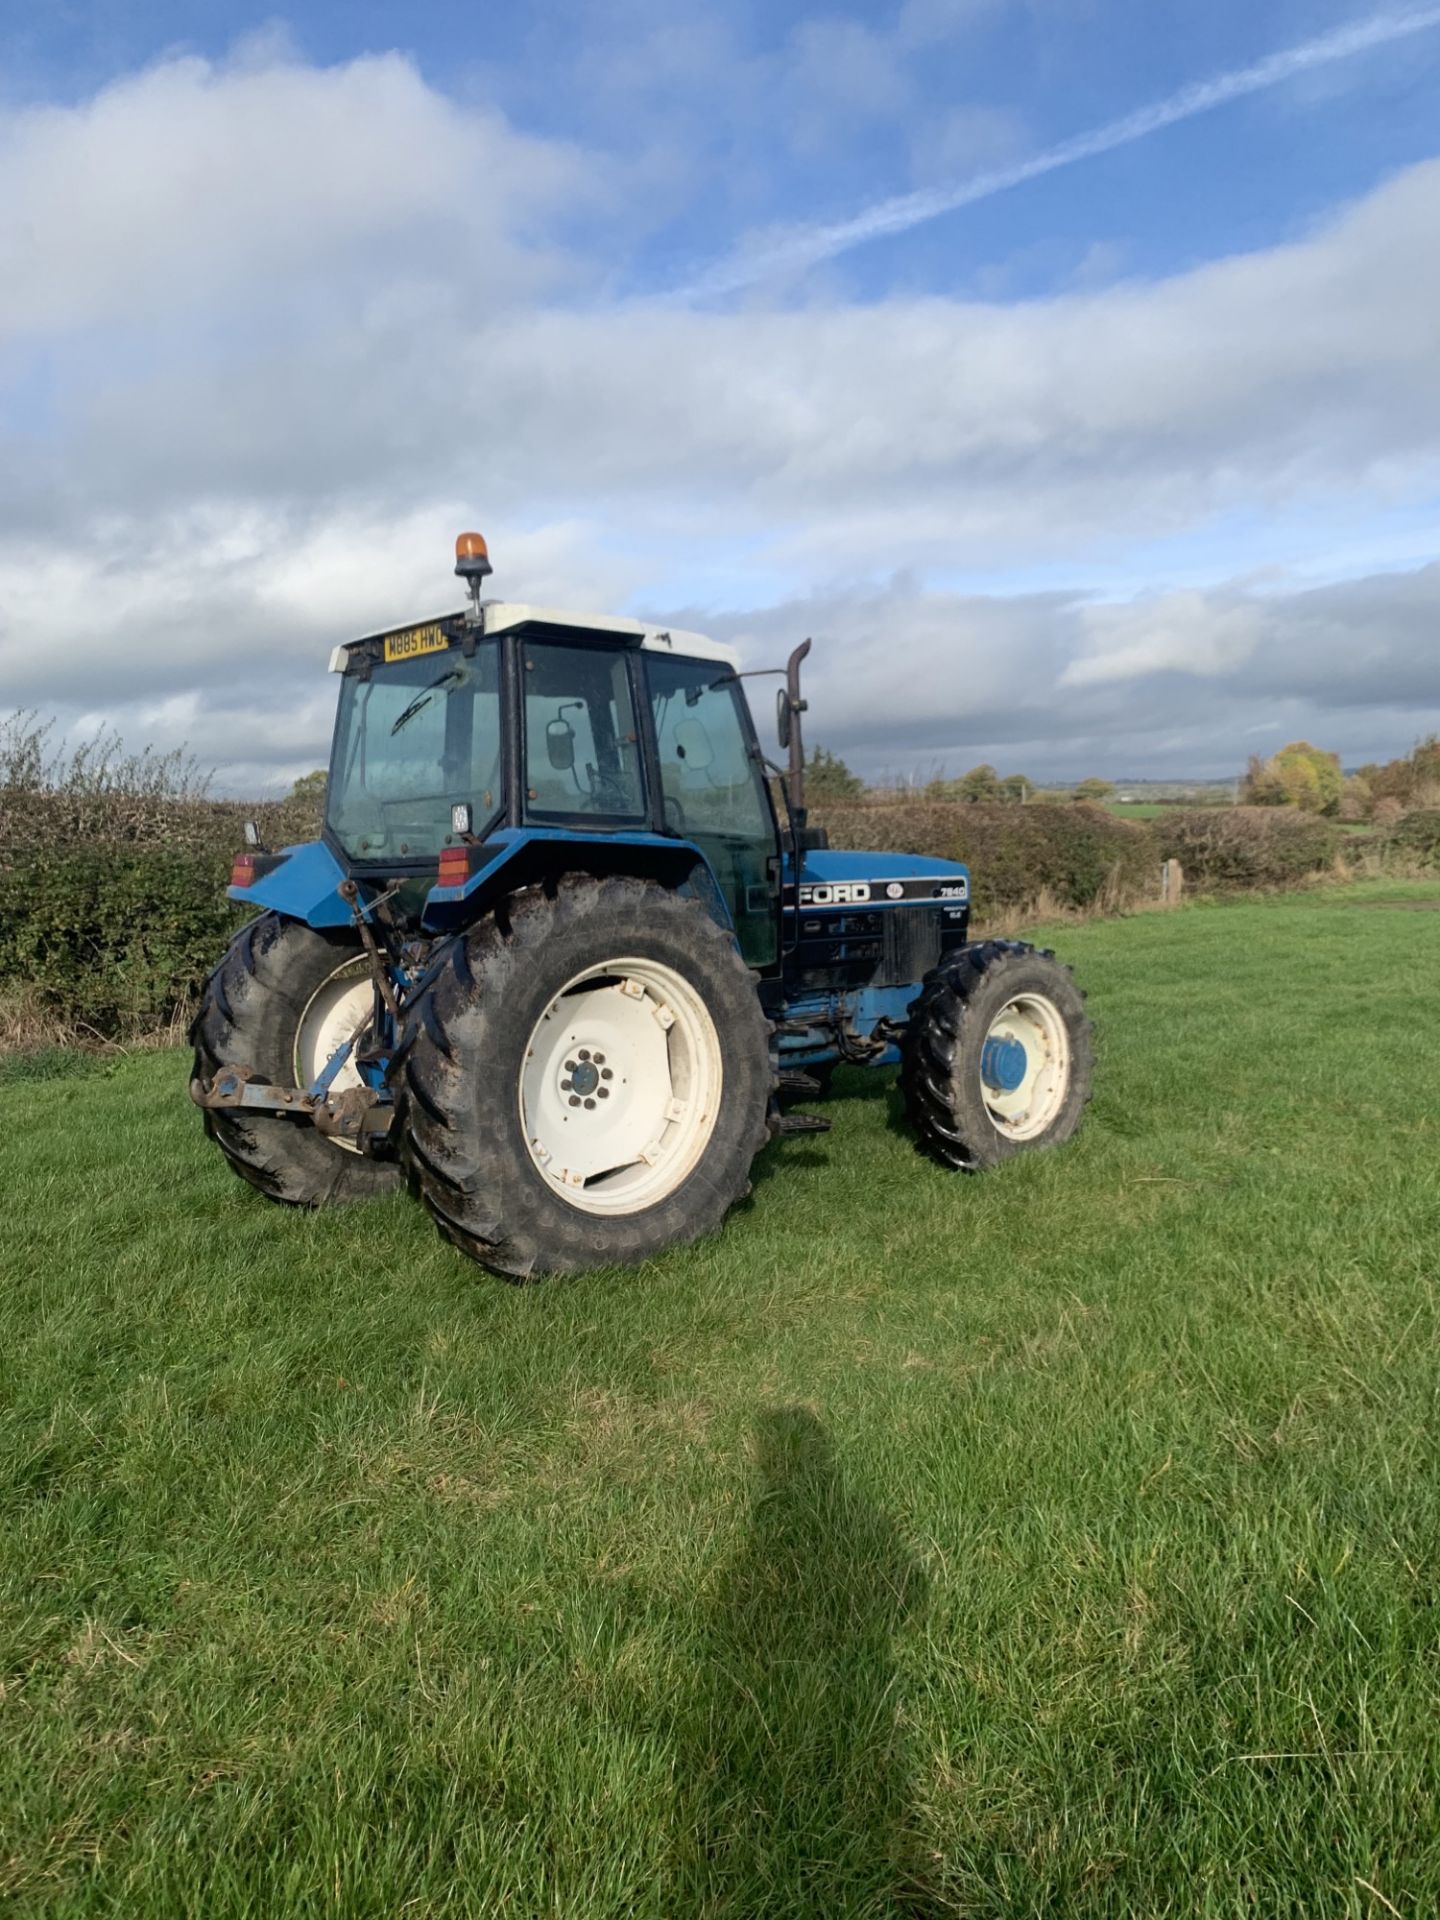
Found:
[437,846,470,887]
[231,853,256,888]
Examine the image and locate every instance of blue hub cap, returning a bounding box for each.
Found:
[981,1033,1028,1094]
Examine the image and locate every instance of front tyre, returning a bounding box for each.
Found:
[901,940,1092,1170]
[393,876,773,1279]
[190,912,401,1206]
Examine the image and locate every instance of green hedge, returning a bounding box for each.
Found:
[0,847,240,1032]
[1380,808,1440,867]
[1151,808,1342,890]
[812,802,1158,918]
[0,790,322,1037]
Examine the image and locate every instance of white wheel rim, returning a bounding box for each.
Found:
[979,992,1071,1142]
[294,959,373,1155]
[519,956,723,1215]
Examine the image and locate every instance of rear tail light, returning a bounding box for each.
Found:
[230,853,256,888]
[437,845,471,888]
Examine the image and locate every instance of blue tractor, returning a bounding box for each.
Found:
[191,533,1092,1278]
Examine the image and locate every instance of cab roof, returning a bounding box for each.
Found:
[329,603,739,672]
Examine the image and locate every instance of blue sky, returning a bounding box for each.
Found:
[1,0,1438,785]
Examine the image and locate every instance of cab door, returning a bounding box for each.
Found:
[645,655,780,968]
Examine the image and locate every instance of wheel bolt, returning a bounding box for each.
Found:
[601,1067,613,1081]
[565,1059,577,1073]
[584,1098,596,1110]
[598,1087,610,1100]
[578,1049,591,1061]
[568,1095,580,1108]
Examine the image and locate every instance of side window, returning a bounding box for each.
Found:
[523,642,645,820]
[648,656,777,967]
[649,667,771,840]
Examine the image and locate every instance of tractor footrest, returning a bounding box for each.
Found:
[778,1070,823,1097]
[775,1110,832,1136]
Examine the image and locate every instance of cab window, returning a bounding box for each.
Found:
[647,655,777,966]
[522,642,645,821]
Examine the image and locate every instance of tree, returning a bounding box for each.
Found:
[954,763,1002,804]
[1269,741,1343,816]
[1241,753,1288,806]
[1337,773,1371,823]
[1072,777,1115,803]
[1241,742,1343,815]
[288,769,328,805]
[803,745,865,803]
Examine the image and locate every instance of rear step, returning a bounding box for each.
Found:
[774,1110,832,1136]
[778,1070,823,1097]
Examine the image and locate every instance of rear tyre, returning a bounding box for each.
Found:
[900,940,1092,1170]
[392,875,773,1279]
[190,912,401,1205]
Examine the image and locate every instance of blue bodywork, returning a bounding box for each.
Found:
[233,827,731,933]
[229,830,971,1081]
[236,839,355,929]
[788,849,966,890]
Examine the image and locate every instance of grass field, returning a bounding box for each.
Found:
[4,880,1440,1917]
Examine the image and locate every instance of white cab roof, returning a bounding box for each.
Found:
[483,602,738,667]
[328,603,738,672]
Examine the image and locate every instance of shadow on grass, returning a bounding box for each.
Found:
[670,1408,935,1917]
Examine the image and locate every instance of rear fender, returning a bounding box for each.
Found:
[422,828,733,935]
[227,839,353,928]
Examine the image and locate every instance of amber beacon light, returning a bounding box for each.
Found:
[455,531,492,622]
[455,531,491,575]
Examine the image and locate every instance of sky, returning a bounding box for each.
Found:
[1,0,1438,791]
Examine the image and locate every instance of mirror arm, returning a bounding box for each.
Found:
[783,639,812,828]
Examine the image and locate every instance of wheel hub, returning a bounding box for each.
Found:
[981,1033,1028,1093]
[563,1055,606,1102]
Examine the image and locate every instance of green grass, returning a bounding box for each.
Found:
[4,879,1440,1918]
[1103,800,1169,819]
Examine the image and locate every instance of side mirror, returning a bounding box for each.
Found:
[776,688,791,750]
[675,718,714,772]
[546,718,576,771]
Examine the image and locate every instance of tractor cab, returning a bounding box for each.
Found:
[316,543,780,966]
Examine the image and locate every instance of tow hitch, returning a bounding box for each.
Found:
[189,1067,394,1148]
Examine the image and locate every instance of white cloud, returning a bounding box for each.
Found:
[14,150,1435,578]
[0,44,594,345]
[2,41,1439,790]
[1062,593,1265,687]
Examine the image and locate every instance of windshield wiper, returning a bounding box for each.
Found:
[390,667,463,736]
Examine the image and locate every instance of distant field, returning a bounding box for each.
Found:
[4,881,1440,1917]
[1104,800,1168,819]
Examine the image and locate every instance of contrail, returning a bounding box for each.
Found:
[679,5,1440,299]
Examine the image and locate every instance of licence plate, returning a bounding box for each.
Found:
[383,624,449,664]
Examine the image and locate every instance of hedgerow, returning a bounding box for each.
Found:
[1151,808,1341,890]
[0,717,323,1038]
[1379,808,1440,867]
[812,802,1158,919]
